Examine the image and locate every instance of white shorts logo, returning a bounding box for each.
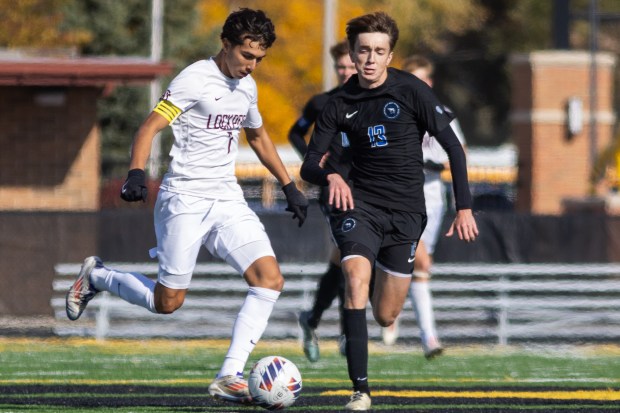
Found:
[407,241,418,263]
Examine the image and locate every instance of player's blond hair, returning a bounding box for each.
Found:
[401,55,434,75]
[329,40,350,61]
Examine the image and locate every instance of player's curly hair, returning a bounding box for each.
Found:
[346,12,399,51]
[221,8,276,49]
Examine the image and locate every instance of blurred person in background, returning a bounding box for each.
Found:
[382,55,467,360]
[301,12,477,411]
[65,7,308,406]
[288,40,357,363]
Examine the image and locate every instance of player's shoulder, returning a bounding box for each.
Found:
[308,90,332,109]
[169,59,216,90]
[176,59,212,78]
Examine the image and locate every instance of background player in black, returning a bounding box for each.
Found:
[301,12,478,411]
[289,40,356,363]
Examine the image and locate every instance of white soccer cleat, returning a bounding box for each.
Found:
[65,256,101,321]
[345,391,372,411]
[423,336,444,360]
[208,374,252,404]
[381,316,400,346]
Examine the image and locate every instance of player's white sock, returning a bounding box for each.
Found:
[218,286,280,378]
[90,267,156,313]
[410,276,437,344]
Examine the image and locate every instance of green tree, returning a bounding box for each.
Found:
[0,0,90,48]
[60,0,206,178]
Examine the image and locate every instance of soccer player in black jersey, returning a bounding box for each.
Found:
[301,12,478,411]
[289,40,356,363]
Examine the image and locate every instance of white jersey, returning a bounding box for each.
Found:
[158,58,263,200]
[422,114,466,208]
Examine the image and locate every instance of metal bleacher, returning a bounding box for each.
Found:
[52,262,620,344]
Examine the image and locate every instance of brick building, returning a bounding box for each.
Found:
[0,55,171,211]
[510,50,617,214]
[0,54,171,317]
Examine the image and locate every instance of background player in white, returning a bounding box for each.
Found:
[65,8,308,405]
[382,56,467,360]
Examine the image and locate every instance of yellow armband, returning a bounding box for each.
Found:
[153,99,182,124]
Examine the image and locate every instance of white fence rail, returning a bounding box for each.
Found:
[52,262,620,344]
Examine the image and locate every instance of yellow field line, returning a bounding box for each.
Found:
[321,389,620,401]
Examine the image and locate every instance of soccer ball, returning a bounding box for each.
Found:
[248,356,302,410]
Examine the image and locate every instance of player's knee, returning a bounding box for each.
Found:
[153,283,187,314]
[244,256,284,291]
[248,270,284,291]
[375,311,397,327]
[261,272,284,291]
[154,297,184,314]
[254,268,284,291]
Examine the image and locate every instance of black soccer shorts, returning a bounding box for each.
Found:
[329,199,427,276]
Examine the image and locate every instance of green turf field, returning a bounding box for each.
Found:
[0,337,618,412]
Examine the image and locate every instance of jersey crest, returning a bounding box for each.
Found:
[383,101,400,119]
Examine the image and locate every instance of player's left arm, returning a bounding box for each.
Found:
[434,125,478,242]
[245,126,291,186]
[245,126,309,227]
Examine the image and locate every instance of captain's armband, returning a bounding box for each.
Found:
[153,99,182,124]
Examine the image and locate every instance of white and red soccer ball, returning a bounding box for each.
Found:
[248,356,302,410]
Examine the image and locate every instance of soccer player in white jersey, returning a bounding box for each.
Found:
[65,8,308,405]
[381,55,467,359]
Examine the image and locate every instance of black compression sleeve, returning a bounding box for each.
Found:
[288,122,309,158]
[435,126,472,210]
[300,149,330,186]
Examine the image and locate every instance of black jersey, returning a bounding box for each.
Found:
[301,68,471,213]
[288,87,352,179]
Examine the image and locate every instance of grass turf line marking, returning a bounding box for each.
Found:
[1,377,618,386]
[321,389,620,401]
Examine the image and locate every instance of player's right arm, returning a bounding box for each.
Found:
[128,111,170,170]
[120,101,176,202]
[288,103,315,158]
[300,101,354,211]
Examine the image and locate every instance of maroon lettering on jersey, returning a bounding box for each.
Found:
[205,114,247,130]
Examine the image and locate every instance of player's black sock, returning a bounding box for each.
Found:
[343,308,370,396]
[308,263,342,328]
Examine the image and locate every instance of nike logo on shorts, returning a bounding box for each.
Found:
[345,111,358,119]
[408,257,415,263]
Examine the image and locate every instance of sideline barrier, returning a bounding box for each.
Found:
[52,262,620,344]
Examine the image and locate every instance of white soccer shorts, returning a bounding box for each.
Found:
[152,190,275,289]
[421,179,447,255]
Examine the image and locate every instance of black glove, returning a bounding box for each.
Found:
[120,169,148,202]
[423,160,446,172]
[282,182,309,227]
